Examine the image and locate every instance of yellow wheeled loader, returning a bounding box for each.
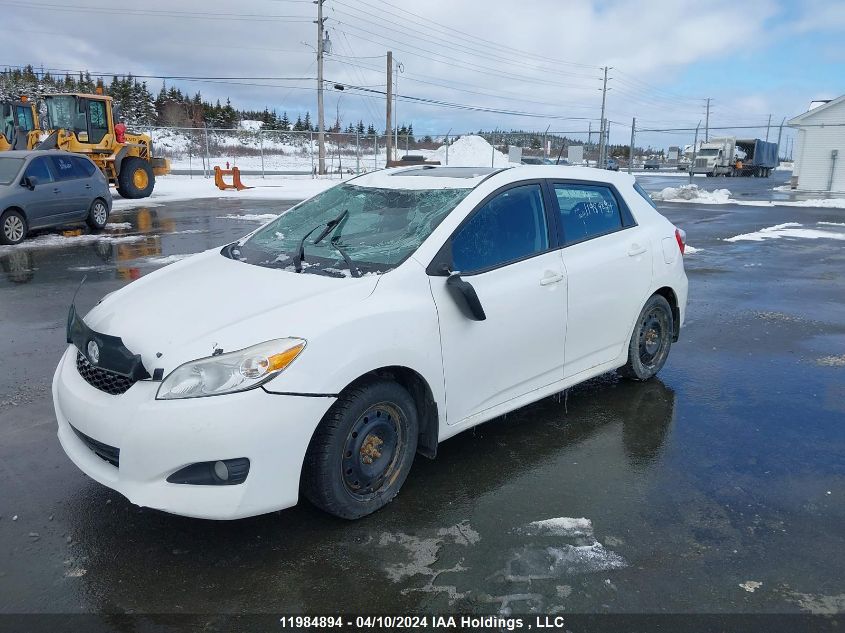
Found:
[38,91,170,198]
[0,97,39,151]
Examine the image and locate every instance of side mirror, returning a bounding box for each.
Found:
[446,271,486,321]
[22,175,38,190]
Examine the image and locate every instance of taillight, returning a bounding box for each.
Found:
[675,228,686,255]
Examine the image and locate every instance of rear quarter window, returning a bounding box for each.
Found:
[73,156,97,177]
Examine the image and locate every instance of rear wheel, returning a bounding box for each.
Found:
[86,198,109,231]
[619,294,674,381]
[0,209,27,245]
[116,158,154,199]
[302,379,418,519]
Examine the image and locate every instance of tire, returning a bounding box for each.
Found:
[619,294,674,381]
[86,198,109,231]
[302,379,419,519]
[0,209,27,245]
[116,157,154,199]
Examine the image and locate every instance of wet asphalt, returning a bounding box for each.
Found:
[0,172,843,620]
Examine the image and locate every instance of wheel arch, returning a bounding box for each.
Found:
[2,205,28,221]
[333,365,440,460]
[653,286,680,341]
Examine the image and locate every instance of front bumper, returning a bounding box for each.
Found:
[52,346,335,520]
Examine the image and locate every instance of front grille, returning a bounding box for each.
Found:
[695,158,708,167]
[71,424,120,468]
[76,352,137,395]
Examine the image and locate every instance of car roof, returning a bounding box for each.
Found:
[0,150,88,159]
[346,164,636,191]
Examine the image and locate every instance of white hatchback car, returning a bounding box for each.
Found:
[53,166,688,520]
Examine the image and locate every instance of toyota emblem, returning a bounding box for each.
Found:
[87,340,100,365]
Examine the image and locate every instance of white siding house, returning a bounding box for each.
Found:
[788,95,845,193]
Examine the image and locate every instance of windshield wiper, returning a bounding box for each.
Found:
[327,237,361,278]
[293,209,348,273]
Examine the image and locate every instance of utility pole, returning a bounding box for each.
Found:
[316,0,326,175]
[628,117,636,174]
[704,98,711,142]
[766,113,772,141]
[386,51,393,167]
[598,66,609,168]
[393,60,402,162]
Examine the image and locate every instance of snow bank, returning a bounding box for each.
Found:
[736,197,845,209]
[651,184,731,204]
[431,135,508,167]
[724,222,845,242]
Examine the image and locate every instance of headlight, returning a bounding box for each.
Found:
[156,338,306,400]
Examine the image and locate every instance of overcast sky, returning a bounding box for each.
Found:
[6,0,844,148]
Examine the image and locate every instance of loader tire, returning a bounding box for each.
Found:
[116,158,155,199]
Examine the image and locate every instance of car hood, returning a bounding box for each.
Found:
[81,249,380,373]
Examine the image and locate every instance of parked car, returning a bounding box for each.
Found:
[605,158,620,171]
[0,150,111,245]
[54,166,688,520]
[643,158,661,170]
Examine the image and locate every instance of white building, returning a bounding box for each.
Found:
[788,96,845,193]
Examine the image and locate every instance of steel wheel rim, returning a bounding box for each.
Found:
[638,307,669,367]
[132,168,149,190]
[93,202,108,225]
[341,402,405,501]
[4,215,23,242]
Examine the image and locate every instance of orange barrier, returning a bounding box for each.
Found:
[214,166,252,191]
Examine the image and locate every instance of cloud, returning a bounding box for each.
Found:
[0,0,817,143]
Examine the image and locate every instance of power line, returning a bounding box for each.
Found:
[0,1,313,21]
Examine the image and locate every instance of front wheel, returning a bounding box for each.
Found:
[1,209,27,245]
[619,294,674,381]
[302,379,418,519]
[116,157,155,199]
[86,198,109,231]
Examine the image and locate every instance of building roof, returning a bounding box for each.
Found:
[788,94,845,126]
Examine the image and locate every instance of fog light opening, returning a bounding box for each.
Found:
[213,460,229,482]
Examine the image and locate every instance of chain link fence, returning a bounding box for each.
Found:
[143,123,794,177]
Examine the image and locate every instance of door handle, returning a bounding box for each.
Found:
[628,244,647,256]
[539,271,564,286]
[53,188,61,194]
[85,184,92,189]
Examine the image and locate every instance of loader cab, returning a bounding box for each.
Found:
[1,101,37,149]
[44,94,113,145]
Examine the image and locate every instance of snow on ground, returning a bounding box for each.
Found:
[651,184,732,204]
[724,222,845,242]
[217,213,280,222]
[685,246,701,254]
[0,231,145,255]
[736,198,845,209]
[111,175,346,211]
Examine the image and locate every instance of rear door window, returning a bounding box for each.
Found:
[552,183,624,245]
[50,155,84,180]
